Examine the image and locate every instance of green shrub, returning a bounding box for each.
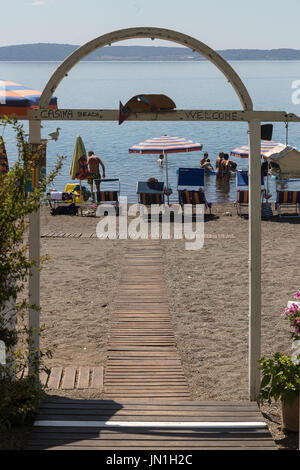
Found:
[259,352,300,406]
[0,117,65,430]
[0,374,45,430]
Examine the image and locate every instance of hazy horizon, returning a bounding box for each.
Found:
[1,0,300,50]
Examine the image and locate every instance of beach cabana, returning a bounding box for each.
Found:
[0,79,57,118]
[263,143,300,179]
[129,135,203,204]
[263,144,300,216]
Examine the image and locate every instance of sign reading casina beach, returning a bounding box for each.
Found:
[29,108,244,121]
[28,108,299,122]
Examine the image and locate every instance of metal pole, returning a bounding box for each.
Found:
[248,119,262,401]
[28,120,41,375]
[164,151,170,205]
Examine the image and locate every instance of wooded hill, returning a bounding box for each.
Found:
[1,43,300,61]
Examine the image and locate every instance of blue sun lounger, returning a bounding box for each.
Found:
[236,170,265,216]
[136,181,165,205]
[177,168,212,213]
[275,178,300,217]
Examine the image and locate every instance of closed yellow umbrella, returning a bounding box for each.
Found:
[70,135,89,204]
[70,135,88,179]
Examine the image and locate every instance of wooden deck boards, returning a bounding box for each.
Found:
[27,399,276,450]
[39,366,103,390]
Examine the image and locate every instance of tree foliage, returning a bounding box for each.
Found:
[0,117,66,430]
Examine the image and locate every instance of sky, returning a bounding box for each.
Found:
[2,0,300,49]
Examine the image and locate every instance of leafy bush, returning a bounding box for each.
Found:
[0,374,46,430]
[259,353,300,405]
[0,117,65,430]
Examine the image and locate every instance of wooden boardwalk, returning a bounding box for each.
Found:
[103,241,190,400]
[27,241,276,450]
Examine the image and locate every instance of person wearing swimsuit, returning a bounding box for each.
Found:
[221,154,236,181]
[200,152,209,168]
[216,152,224,179]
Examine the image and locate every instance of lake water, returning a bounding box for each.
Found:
[1,60,300,202]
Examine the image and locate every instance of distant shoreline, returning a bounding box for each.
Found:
[2,59,300,63]
[1,44,300,61]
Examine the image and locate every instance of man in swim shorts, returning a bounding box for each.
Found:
[87,150,106,202]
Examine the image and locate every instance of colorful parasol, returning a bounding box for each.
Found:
[129,135,203,203]
[0,79,57,118]
[230,140,285,158]
[129,135,203,154]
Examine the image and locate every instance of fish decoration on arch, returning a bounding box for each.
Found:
[119,94,176,124]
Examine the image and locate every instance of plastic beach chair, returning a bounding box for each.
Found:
[136,181,165,205]
[275,179,300,217]
[236,170,265,216]
[177,168,212,213]
[96,178,120,215]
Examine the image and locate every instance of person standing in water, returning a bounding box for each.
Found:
[87,150,106,202]
[215,152,224,179]
[220,153,236,181]
[200,152,209,168]
[157,154,164,167]
[201,158,214,172]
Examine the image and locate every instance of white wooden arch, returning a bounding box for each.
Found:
[29,27,272,401]
[38,27,253,111]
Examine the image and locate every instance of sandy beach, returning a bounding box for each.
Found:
[36,202,300,449]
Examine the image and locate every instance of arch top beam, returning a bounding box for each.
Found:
[39,27,253,111]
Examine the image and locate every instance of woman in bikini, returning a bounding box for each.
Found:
[215,152,224,179]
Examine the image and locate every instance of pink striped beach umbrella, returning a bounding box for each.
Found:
[129,135,203,202]
[230,140,285,158]
[230,140,294,196]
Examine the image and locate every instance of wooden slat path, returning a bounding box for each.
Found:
[103,241,190,400]
[27,399,276,450]
[39,366,103,390]
[27,240,276,450]
[41,232,98,239]
[41,232,235,240]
